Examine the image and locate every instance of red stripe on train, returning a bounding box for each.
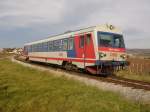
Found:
[29,56,96,63]
[99,47,126,52]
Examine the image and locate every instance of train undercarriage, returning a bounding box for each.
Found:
[61,60,129,76]
[23,56,128,76]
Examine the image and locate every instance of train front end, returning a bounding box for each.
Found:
[88,25,128,75]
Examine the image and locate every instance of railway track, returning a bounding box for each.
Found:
[105,76,150,90]
[15,56,150,91]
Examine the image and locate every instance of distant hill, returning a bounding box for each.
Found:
[127,49,150,59]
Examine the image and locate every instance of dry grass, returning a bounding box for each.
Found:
[115,57,150,82]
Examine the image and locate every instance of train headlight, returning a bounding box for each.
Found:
[120,54,126,59]
[99,52,106,58]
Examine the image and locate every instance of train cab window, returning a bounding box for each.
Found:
[80,35,84,48]
[86,34,91,45]
[68,38,74,50]
[113,35,125,48]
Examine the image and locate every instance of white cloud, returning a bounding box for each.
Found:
[0,0,66,27]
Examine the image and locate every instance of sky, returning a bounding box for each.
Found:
[0,0,150,48]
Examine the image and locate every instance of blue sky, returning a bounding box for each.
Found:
[0,0,150,48]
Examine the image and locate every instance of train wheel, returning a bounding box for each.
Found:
[62,61,72,71]
[62,61,78,71]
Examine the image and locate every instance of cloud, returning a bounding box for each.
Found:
[0,0,150,48]
[0,0,66,28]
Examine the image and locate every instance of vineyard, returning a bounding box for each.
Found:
[127,58,150,75]
[116,57,150,82]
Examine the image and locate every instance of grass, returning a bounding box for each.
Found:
[115,70,150,83]
[0,58,150,112]
[0,52,12,59]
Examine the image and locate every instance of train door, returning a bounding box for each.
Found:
[75,33,95,68]
[84,33,95,59]
[67,37,76,58]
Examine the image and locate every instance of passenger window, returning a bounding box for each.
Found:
[36,44,39,52]
[80,35,84,48]
[43,42,48,52]
[28,46,31,52]
[39,43,42,52]
[59,40,63,50]
[34,44,37,52]
[62,39,68,50]
[30,45,32,52]
[68,38,74,50]
[48,41,53,51]
[53,40,60,51]
[86,34,91,45]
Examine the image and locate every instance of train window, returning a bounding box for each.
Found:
[68,38,74,50]
[30,45,33,52]
[33,44,36,52]
[40,43,43,52]
[27,46,31,52]
[59,40,63,50]
[114,38,119,47]
[98,33,113,47]
[35,44,37,52]
[80,35,84,48]
[97,32,125,48]
[48,41,53,51]
[39,43,42,52]
[62,39,68,50]
[43,42,48,52]
[53,40,61,51]
[40,43,43,51]
[30,45,32,52]
[37,44,39,52]
[86,34,91,45]
[113,35,125,48]
[31,45,34,52]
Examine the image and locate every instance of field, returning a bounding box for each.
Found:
[127,49,150,59]
[0,57,150,111]
[0,52,12,59]
[116,53,150,82]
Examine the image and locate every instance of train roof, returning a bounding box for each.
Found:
[24,24,122,46]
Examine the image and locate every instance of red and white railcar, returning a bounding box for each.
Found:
[24,24,128,75]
